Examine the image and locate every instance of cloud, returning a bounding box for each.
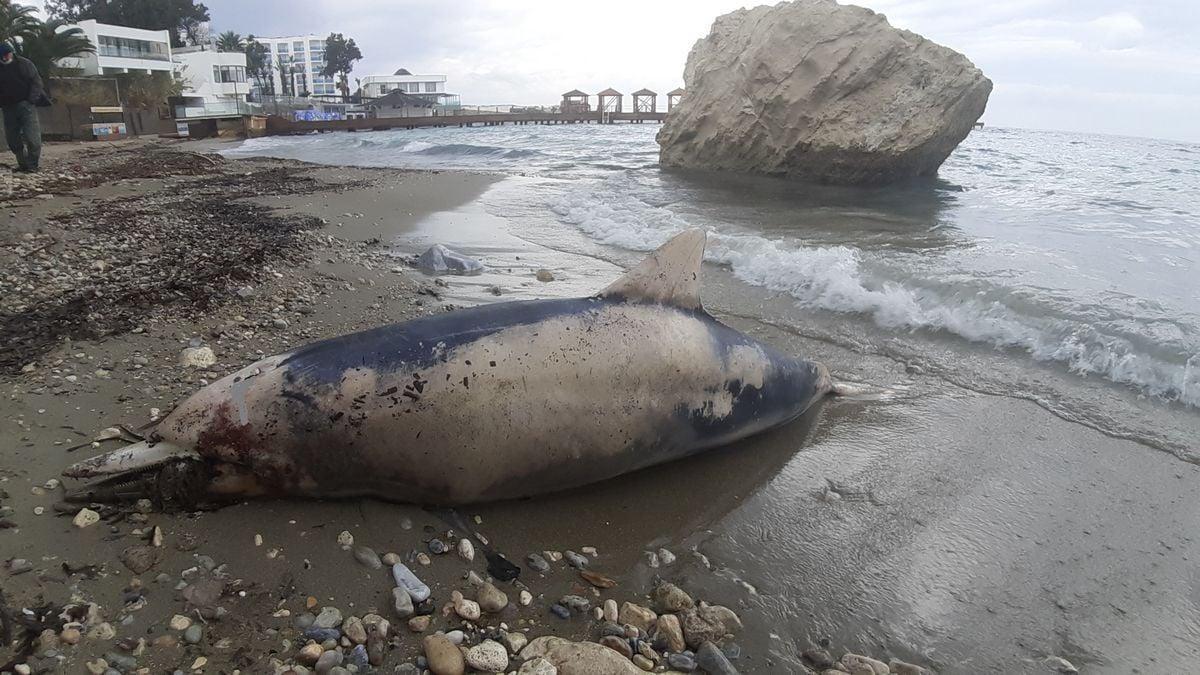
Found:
[1086,12,1145,49]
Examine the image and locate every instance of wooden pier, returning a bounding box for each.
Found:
[264,111,668,137]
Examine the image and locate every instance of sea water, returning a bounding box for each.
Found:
[225,124,1200,455]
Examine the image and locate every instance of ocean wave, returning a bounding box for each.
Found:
[550,185,1200,408]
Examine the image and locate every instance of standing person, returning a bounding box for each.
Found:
[0,42,47,173]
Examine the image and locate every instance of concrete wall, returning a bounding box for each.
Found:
[174,48,250,103]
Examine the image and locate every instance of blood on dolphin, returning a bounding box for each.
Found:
[64,230,834,507]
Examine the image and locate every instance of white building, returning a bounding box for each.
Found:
[360,70,458,108]
[174,46,249,101]
[254,34,336,97]
[58,20,173,76]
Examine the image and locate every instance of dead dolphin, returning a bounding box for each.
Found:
[65,230,833,507]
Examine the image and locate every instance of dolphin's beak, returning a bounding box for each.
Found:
[64,441,221,509]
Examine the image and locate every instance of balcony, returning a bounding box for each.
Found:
[174,100,263,119]
[98,44,170,62]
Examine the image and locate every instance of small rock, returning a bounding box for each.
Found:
[1043,656,1079,674]
[445,629,466,645]
[313,606,344,629]
[549,604,570,619]
[655,613,686,653]
[452,591,481,621]
[179,346,216,368]
[343,616,367,645]
[889,659,928,675]
[298,643,324,665]
[336,530,354,549]
[183,624,203,645]
[60,627,82,645]
[559,595,591,613]
[477,582,509,613]
[841,653,889,675]
[466,639,509,673]
[652,582,695,613]
[604,599,619,622]
[526,553,550,573]
[600,635,633,659]
[353,546,382,569]
[657,548,677,565]
[382,552,401,566]
[632,654,655,671]
[392,586,415,618]
[120,545,160,574]
[392,563,432,601]
[618,602,658,633]
[428,538,449,555]
[519,590,533,606]
[697,642,737,674]
[668,652,697,671]
[563,550,588,568]
[457,538,475,562]
[73,508,100,528]
[680,605,741,649]
[802,649,836,670]
[408,615,432,632]
[423,633,466,675]
[314,648,343,673]
[501,630,529,655]
[536,269,554,282]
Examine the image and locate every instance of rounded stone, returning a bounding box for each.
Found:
[465,639,509,673]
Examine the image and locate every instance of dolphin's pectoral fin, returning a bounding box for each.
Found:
[600,229,707,310]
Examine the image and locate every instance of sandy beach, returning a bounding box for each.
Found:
[2,138,1199,675]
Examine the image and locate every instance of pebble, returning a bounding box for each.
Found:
[632,654,655,671]
[549,604,570,619]
[392,586,415,618]
[599,635,633,659]
[535,268,555,282]
[655,613,686,653]
[314,606,344,629]
[526,553,550,572]
[336,530,354,549]
[298,643,324,665]
[501,630,528,655]
[652,582,695,613]
[407,615,431,632]
[603,599,619,622]
[120,545,160,574]
[668,652,697,671]
[417,552,432,565]
[519,590,533,606]
[841,652,889,675]
[457,538,475,561]
[423,633,465,675]
[183,624,203,644]
[445,630,466,645]
[477,582,509,612]
[889,659,929,675]
[802,649,836,669]
[8,559,32,574]
[452,591,481,621]
[657,547,677,565]
[179,346,216,368]
[382,552,402,565]
[619,602,658,633]
[314,648,343,673]
[563,550,588,568]
[353,546,382,569]
[304,627,341,643]
[428,538,449,555]
[1043,656,1079,674]
[343,616,367,644]
[190,656,208,670]
[349,644,369,670]
[466,639,509,673]
[559,595,591,613]
[295,613,317,630]
[697,641,738,675]
[60,627,82,645]
[73,508,100,528]
[392,562,432,602]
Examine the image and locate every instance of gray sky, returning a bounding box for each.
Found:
[30,0,1200,142]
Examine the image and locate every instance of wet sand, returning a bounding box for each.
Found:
[3,140,1198,674]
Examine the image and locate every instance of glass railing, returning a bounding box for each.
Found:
[174,100,264,119]
[99,45,171,62]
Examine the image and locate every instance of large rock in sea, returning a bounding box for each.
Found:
[657,0,992,185]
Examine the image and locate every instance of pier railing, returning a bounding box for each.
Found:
[261,110,668,136]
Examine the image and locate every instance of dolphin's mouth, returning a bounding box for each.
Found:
[64,441,214,509]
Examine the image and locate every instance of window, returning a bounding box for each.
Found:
[276,43,289,52]
[98,35,170,61]
[425,82,436,93]
[293,41,305,51]
[309,40,323,49]
[212,65,247,84]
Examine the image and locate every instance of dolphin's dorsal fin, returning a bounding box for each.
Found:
[600,229,706,310]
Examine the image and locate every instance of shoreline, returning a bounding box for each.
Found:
[3,138,1199,674]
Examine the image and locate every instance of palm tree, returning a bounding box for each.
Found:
[17,20,94,81]
[215,31,244,52]
[0,1,39,46]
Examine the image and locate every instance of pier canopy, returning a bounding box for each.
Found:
[667,87,685,112]
[632,88,657,113]
[597,87,623,113]
[561,89,590,113]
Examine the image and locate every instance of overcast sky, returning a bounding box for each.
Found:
[29,0,1200,142]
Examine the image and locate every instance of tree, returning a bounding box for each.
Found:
[215,30,242,52]
[0,1,40,46]
[17,19,94,82]
[244,35,273,95]
[320,33,361,101]
[45,0,211,48]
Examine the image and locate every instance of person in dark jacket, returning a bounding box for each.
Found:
[0,42,47,173]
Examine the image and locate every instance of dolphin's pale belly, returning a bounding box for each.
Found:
[161,298,827,504]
